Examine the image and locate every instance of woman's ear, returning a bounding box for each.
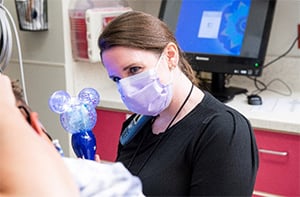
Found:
[165,42,179,69]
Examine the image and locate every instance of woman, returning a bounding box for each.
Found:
[98,11,258,196]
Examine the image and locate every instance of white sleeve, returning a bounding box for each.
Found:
[63,157,144,197]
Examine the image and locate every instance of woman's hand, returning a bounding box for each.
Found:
[95,154,101,162]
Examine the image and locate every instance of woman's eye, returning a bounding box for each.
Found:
[111,76,121,83]
[129,66,141,74]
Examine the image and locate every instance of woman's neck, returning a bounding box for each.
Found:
[152,75,204,134]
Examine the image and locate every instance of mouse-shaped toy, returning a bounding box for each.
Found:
[48,88,100,160]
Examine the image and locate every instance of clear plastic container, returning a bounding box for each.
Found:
[69,0,130,62]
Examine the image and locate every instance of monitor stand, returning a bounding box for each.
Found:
[208,73,247,103]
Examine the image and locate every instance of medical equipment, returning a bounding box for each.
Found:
[0,1,28,103]
[15,0,48,31]
[69,0,131,62]
[120,115,152,146]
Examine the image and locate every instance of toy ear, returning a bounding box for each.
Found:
[48,90,71,114]
[78,88,100,107]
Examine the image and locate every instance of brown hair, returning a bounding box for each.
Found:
[11,80,53,141]
[11,80,26,104]
[98,11,199,85]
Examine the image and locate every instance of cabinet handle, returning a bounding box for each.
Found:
[259,149,288,156]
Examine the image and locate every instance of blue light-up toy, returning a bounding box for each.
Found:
[48,88,100,160]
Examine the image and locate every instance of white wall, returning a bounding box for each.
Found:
[69,0,300,100]
[267,0,300,57]
[231,0,300,93]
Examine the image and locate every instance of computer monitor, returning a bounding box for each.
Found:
[159,0,276,102]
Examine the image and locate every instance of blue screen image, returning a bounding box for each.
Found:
[175,0,251,56]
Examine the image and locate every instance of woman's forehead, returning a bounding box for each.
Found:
[103,47,156,69]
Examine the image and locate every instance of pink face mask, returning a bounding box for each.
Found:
[117,55,173,116]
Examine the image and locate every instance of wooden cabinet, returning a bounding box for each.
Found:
[92,108,128,162]
[253,129,300,196]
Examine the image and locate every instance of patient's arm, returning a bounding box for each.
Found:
[0,75,80,197]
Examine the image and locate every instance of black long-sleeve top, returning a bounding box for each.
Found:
[117,91,259,196]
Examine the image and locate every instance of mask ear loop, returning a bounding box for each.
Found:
[154,53,165,71]
[154,54,174,85]
[168,64,175,84]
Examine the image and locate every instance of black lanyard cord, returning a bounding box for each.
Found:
[128,83,194,174]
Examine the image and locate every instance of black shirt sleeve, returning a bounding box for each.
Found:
[189,110,258,196]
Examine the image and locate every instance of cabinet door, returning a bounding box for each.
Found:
[254,129,300,196]
[93,109,127,162]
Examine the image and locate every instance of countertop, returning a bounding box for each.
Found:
[95,82,300,135]
[227,91,300,135]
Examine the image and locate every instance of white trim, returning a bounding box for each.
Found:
[253,190,284,197]
[10,58,65,67]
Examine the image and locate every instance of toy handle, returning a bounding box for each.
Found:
[71,130,97,160]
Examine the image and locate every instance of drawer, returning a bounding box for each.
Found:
[93,109,127,161]
[254,129,300,196]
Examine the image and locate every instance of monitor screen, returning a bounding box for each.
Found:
[159,0,276,102]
